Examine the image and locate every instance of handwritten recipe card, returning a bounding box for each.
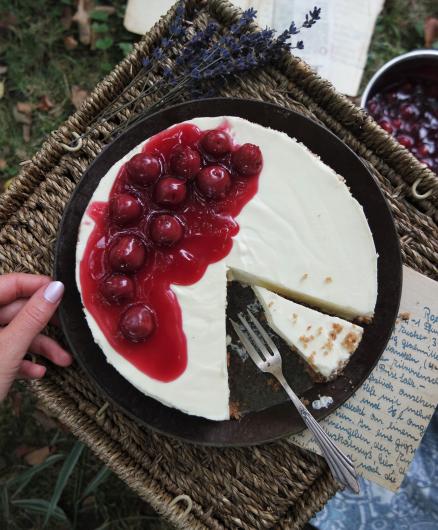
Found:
[290,266,438,491]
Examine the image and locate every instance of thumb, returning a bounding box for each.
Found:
[3,281,65,359]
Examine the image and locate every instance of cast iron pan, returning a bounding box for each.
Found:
[55,98,402,446]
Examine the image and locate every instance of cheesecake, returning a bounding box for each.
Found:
[76,116,378,420]
[253,286,364,380]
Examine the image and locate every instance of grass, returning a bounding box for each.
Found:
[0,0,437,528]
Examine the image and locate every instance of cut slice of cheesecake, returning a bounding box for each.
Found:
[253,286,364,380]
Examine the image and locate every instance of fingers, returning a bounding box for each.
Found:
[0,299,26,325]
[2,281,65,362]
[0,273,51,306]
[29,334,72,367]
[0,299,60,327]
[18,360,46,379]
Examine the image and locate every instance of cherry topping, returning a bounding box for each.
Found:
[108,235,146,273]
[169,145,201,180]
[150,214,183,247]
[109,194,142,226]
[154,177,187,207]
[196,165,231,199]
[201,130,232,157]
[232,143,263,176]
[396,134,414,149]
[400,103,420,120]
[100,274,135,304]
[120,303,156,342]
[127,153,161,187]
[378,119,393,134]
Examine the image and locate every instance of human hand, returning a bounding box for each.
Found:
[0,273,72,401]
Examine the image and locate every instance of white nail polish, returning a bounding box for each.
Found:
[44,281,64,304]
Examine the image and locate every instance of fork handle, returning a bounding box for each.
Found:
[276,374,360,494]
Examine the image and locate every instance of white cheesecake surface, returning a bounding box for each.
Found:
[254,286,364,379]
[76,116,378,420]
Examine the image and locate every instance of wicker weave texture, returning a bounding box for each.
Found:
[0,1,437,528]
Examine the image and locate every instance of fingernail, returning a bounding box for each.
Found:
[44,281,65,304]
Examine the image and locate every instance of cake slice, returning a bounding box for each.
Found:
[253,286,363,380]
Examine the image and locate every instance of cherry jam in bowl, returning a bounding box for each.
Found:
[361,50,438,174]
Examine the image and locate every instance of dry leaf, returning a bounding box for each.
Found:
[0,65,6,75]
[15,445,36,458]
[22,123,31,143]
[0,80,4,99]
[60,6,73,30]
[72,0,93,46]
[36,94,55,112]
[424,17,438,48]
[4,178,14,190]
[0,159,7,171]
[13,108,31,125]
[71,85,89,110]
[0,12,17,30]
[94,5,116,15]
[24,446,51,466]
[16,101,33,114]
[64,35,78,50]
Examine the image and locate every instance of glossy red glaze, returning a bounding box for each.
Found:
[79,121,262,382]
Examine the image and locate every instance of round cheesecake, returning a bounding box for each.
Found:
[76,116,378,421]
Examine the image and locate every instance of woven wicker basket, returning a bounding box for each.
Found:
[0,1,436,528]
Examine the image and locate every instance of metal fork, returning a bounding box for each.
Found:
[230,310,360,494]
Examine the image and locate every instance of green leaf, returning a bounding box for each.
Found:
[414,20,424,38]
[90,10,110,21]
[9,454,64,498]
[1,487,9,522]
[92,22,109,33]
[80,466,111,502]
[118,42,133,56]
[60,0,73,4]
[43,442,84,527]
[12,498,69,523]
[95,37,114,50]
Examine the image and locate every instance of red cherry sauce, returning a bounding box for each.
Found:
[367,78,438,173]
[80,122,262,382]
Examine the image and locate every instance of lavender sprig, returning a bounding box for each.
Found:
[73,3,321,145]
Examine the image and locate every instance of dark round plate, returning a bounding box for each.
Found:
[55,98,402,446]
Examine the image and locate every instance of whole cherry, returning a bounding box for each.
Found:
[108,235,146,273]
[120,303,156,342]
[169,145,201,180]
[100,274,135,304]
[109,194,142,226]
[154,177,187,207]
[150,214,184,247]
[196,165,231,199]
[232,143,263,176]
[126,153,161,187]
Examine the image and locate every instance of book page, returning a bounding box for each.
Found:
[123,0,383,96]
[290,266,438,491]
